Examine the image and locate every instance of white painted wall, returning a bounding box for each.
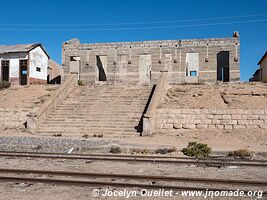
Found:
[29,46,48,80]
[186,53,199,76]
[0,53,28,79]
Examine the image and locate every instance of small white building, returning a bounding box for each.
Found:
[0,43,49,85]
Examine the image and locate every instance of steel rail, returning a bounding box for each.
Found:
[0,168,266,187]
[2,175,264,193]
[0,152,266,167]
[0,150,265,163]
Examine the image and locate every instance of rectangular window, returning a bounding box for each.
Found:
[190,71,197,77]
[36,67,41,72]
[19,60,27,67]
[2,60,9,66]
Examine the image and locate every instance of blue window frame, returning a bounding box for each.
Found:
[190,71,197,77]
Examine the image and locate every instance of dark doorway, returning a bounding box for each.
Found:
[217,51,230,82]
[1,60,9,82]
[96,56,107,81]
[19,60,28,85]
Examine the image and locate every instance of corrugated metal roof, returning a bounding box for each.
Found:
[0,43,40,54]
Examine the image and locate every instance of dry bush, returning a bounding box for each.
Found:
[0,81,11,90]
[154,146,177,154]
[228,149,252,158]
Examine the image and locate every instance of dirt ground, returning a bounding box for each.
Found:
[160,82,267,109]
[0,155,265,200]
[0,84,59,109]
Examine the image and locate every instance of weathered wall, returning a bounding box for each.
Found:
[0,53,28,84]
[62,36,240,84]
[0,108,28,130]
[48,59,63,83]
[155,109,267,131]
[261,56,267,83]
[29,46,48,81]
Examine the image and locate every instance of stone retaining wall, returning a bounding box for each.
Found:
[0,108,28,130]
[155,109,267,131]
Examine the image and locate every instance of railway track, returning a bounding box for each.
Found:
[0,168,266,193]
[0,151,266,167]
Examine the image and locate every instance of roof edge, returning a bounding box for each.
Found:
[258,51,267,65]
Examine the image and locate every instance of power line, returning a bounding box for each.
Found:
[0,13,267,26]
[0,18,266,31]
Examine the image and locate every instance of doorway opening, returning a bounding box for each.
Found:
[139,55,151,84]
[96,55,107,81]
[19,59,28,85]
[1,60,9,82]
[217,51,230,82]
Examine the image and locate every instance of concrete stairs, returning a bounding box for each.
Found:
[37,84,153,137]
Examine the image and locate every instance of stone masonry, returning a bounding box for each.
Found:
[62,34,240,84]
[0,108,28,130]
[155,109,267,131]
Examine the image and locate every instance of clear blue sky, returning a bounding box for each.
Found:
[0,0,266,81]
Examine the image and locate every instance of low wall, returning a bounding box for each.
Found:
[155,109,267,131]
[0,108,28,130]
[27,74,78,133]
[142,71,169,136]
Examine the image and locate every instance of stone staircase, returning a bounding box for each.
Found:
[37,84,153,137]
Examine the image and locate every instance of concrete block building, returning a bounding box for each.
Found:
[0,43,49,85]
[62,33,240,84]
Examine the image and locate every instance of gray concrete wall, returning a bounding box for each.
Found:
[62,36,240,84]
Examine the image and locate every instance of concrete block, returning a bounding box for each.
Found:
[173,123,182,129]
[211,120,221,124]
[196,124,208,129]
[224,125,233,130]
[245,124,260,129]
[213,115,223,119]
[200,119,212,124]
[222,115,231,120]
[259,115,267,120]
[253,110,265,115]
[243,110,252,114]
[231,115,242,120]
[241,115,248,119]
[215,125,224,129]
[247,115,259,120]
[208,124,216,129]
[182,124,196,129]
[233,124,246,129]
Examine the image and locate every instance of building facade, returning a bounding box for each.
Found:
[0,44,49,85]
[258,52,267,83]
[62,34,240,84]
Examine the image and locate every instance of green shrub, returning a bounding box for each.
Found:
[228,149,252,158]
[182,142,212,158]
[78,80,85,86]
[0,81,11,90]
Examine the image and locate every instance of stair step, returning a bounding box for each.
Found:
[37,85,152,135]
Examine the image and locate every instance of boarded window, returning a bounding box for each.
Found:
[186,53,199,76]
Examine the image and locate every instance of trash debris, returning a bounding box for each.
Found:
[67,147,75,154]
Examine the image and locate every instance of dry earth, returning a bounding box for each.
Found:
[0,156,265,200]
[160,82,267,109]
[0,84,58,109]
